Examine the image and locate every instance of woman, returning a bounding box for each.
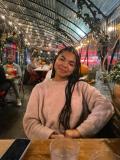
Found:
[23,46,114,139]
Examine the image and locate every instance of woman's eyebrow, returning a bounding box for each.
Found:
[60,55,75,64]
[60,55,65,59]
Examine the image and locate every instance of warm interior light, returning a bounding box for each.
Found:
[25,38,27,42]
[48,43,52,47]
[47,51,50,54]
[8,21,12,26]
[1,15,5,20]
[107,26,114,32]
[18,23,22,26]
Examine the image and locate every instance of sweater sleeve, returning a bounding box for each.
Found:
[23,84,55,139]
[76,82,114,137]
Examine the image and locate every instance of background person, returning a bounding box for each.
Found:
[23,46,114,139]
[26,57,39,84]
[3,52,22,106]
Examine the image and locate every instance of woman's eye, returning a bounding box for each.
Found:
[59,57,64,61]
[69,63,75,67]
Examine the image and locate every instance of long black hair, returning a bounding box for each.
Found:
[51,46,81,129]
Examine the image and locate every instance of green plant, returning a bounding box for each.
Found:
[109,61,120,84]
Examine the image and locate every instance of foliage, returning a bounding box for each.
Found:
[6,36,15,43]
[72,0,110,46]
[74,0,104,33]
[109,61,120,84]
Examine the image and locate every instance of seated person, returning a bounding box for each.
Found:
[3,52,22,106]
[26,57,39,84]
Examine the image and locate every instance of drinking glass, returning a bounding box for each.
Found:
[50,138,80,160]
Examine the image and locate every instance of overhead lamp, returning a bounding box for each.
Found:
[25,38,27,42]
[107,26,114,32]
[8,21,12,26]
[80,43,83,47]
[76,46,81,50]
[40,50,43,53]
[18,23,22,26]
[48,43,52,47]
[47,51,50,55]
[1,15,5,20]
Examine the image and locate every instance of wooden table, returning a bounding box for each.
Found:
[0,139,120,160]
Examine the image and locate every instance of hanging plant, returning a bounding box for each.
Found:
[73,0,111,70]
[73,0,108,43]
[54,18,60,30]
[6,36,14,43]
[6,35,18,45]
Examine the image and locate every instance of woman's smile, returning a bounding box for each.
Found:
[58,66,68,74]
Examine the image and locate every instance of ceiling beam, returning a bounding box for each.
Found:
[3,0,82,38]
[15,20,71,44]
[27,0,87,35]
[10,13,77,43]
[7,7,80,42]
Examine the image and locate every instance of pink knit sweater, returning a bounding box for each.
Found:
[23,79,114,139]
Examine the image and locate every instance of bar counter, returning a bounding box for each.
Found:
[0,139,120,160]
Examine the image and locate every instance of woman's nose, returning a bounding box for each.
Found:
[63,61,68,67]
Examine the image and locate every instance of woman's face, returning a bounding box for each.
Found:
[54,51,76,80]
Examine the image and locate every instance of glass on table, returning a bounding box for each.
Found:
[50,138,80,160]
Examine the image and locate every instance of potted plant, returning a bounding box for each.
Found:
[110,61,120,84]
[109,61,120,105]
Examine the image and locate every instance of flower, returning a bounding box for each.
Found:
[109,61,120,84]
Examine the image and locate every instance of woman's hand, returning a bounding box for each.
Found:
[64,129,82,138]
[50,132,65,139]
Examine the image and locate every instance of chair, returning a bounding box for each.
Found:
[23,68,39,85]
[0,81,12,106]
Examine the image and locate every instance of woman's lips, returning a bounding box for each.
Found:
[58,67,67,73]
